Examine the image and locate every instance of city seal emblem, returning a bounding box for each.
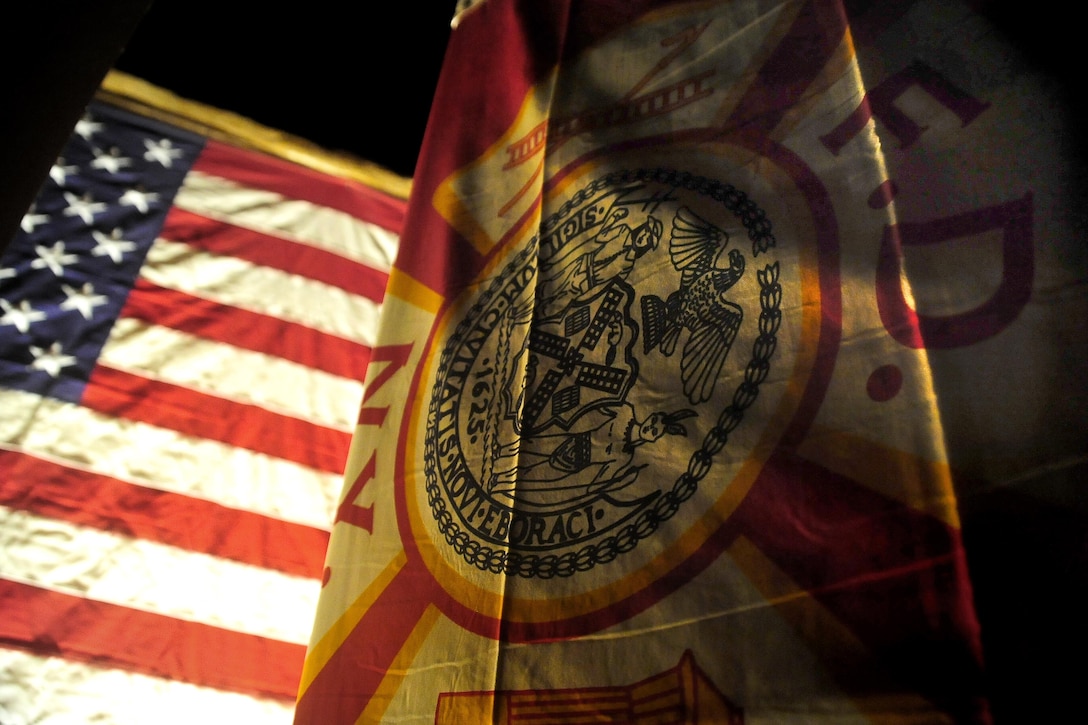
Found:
[424,169,783,579]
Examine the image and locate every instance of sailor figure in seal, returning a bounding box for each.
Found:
[537,203,663,319]
[642,205,747,404]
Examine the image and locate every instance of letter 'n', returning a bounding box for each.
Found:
[335,343,414,533]
[357,344,414,427]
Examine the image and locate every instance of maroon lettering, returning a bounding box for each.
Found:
[821,59,990,155]
[356,343,414,426]
[334,452,377,532]
[876,193,1034,349]
[335,343,414,533]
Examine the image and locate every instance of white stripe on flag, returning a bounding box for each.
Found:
[142,239,382,345]
[0,505,318,643]
[0,389,341,529]
[0,648,296,725]
[173,170,399,271]
[99,318,363,432]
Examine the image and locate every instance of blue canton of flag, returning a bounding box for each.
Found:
[1,103,203,401]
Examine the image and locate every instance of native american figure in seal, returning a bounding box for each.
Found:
[641,206,747,405]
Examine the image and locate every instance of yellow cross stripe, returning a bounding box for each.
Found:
[297,551,409,699]
[797,425,961,528]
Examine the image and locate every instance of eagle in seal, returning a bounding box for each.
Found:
[641,206,745,404]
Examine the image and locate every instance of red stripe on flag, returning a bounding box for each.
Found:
[82,365,352,475]
[161,207,390,303]
[0,578,305,701]
[121,279,371,382]
[191,138,408,234]
[0,449,329,579]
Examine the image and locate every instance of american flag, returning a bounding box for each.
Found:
[0,97,403,722]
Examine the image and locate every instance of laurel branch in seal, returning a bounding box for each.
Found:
[423,169,783,579]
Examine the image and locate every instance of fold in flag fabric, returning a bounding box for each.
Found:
[0,90,405,723]
[297,1,1086,723]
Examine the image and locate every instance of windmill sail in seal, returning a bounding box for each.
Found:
[642,205,746,404]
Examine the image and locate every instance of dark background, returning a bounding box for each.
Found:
[1,1,1077,244]
[114,2,461,180]
[0,1,459,249]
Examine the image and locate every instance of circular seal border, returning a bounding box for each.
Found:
[423,168,783,578]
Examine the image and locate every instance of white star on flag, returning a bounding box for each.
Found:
[60,283,109,320]
[90,146,132,174]
[62,191,107,224]
[28,341,78,378]
[0,299,47,333]
[30,241,79,277]
[144,138,184,168]
[119,187,159,214]
[50,159,79,186]
[20,205,50,233]
[74,114,103,141]
[91,228,138,264]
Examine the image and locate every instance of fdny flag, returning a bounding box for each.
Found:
[297,1,1086,724]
